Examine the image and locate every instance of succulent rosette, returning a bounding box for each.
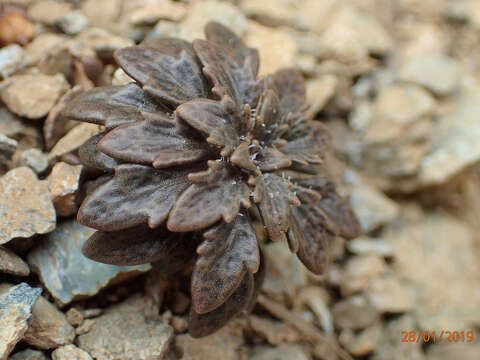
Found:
[60,22,361,337]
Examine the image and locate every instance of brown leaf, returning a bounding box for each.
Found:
[269,68,306,116]
[176,96,240,156]
[193,38,260,108]
[189,272,254,338]
[257,147,292,172]
[168,161,251,232]
[289,205,332,274]
[257,174,299,242]
[281,121,332,164]
[82,224,198,270]
[114,45,207,108]
[78,133,118,172]
[59,84,159,129]
[78,164,191,231]
[192,212,259,314]
[318,191,362,239]
[98,112,211,168]
[205,21,259,77]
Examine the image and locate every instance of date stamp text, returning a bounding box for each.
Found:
[401,330,475,343]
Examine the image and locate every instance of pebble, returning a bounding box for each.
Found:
[240,0,296,27]
[419,86,480,185]
[295,287,333,334]
[77,295,173,360]
[0,44,24,79]
[12,149,49,174]
[399,53,460,96]
[8,349,48,360]
[176,323,244,360]
[346,236,393,257]
[245,22,297,75]
[340,255,386,296]
[0,246,29,276]
[52,345,93,360]
[386,213,480,330]
[0,283,42,359]
[1,74,70,119]
[27,0,72,25]
[249,315,300,345]
[48,162,83,217]
[365,84,435,143]
[366,275,416,313]
[23,296,75,350]
[179,0,247,41]
[127,1,186,26]
[0,167,56,245]
[0,108,24,140]
[262,242,307,303]
[250,344,310,360]
[305,75,338,116]
[24,33,67,67]
[65,308,84,327]
[333,295,379,330]
[56,10,90,35]
[76,27,134,53]
[349,184,400,233]
[48,123,103,162]
[339,323,381,357]
[27,220,151,305]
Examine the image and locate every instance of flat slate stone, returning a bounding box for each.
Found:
[28,220,151,305]
[0,283,42,360]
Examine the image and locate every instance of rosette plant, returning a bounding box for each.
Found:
[60,22,361,337]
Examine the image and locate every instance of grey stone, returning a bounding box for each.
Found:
[27,220,151,305]
[13,149,49,174]
[0,283,42,360]
[0,167,56,244]
[0,45,24,79]
[333,295,379,330]
[77,295,173,360]
[9,349,48,360]
[0,247,29,276]
[23,296,75,350]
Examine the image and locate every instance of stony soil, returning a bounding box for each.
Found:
[0,0,480,359]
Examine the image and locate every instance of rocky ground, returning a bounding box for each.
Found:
[0,0,480,359]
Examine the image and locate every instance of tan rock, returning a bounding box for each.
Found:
[245,22,297,75]
[52,345,92,360]
[241,0,296,27]
[386,213,480,330]
[1,74,70,119]
[49,123,103,161]
[48,162,82,217]
[340,255,386,296]
[0,167,56,244]
[333,295,378,330]
[366,275,417,313]
[306,75,338,116]
[0,246,29,276]
[24,33,68,67]
[339,323,381,357]
[77,295,173,360]
[179,0,247,42]
[176,322,245,360]
[65,308,84,327]
[76,28,134,53]
[248,315,300,345]
[250,344,310,360]
[127,1,186,26]
[27,0,72,25]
